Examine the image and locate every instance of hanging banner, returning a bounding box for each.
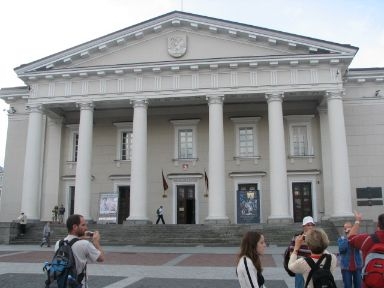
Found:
[98,193,118,223]
[237,189,260,224]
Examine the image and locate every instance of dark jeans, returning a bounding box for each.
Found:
[19,224,26,235]
[156,215,165,224]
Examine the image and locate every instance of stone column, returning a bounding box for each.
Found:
[74,102,94,220]
[126,99,150,224]
[326,91,353,217]
[21,104,44,220]
[205,95,229,224]
[266,93,291,223]
[318,106,333,219]
[41,116,63,220]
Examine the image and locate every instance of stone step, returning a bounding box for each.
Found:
[9,221,339,246]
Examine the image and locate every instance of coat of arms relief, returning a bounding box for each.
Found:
[168,34,187,58]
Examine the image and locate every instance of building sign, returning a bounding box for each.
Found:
[237,189,260,223]
[98,193,118,223]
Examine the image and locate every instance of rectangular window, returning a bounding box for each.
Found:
[239,127,254,156]
[178,129,193,158]
[73,133,79,162]
[292,125,308,156]
[121,131,133,160]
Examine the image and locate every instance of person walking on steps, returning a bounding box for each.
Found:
[156,205,165,224]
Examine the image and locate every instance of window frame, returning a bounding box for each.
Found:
[113,122,133,163]
[285,115,314,158]
[170,119,200,164]
[66,124,79,164]
[230,117,261,164]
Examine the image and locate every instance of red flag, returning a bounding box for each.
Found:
[162,170,168,192]
[204,170,209,191]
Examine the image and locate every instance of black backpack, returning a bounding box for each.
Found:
[304,254,336,288]
[43,238,84,288]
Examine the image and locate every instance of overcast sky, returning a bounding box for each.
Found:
[1,0,384,167]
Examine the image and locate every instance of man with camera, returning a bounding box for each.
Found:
[55,214,105,286]
[285,216,316,288]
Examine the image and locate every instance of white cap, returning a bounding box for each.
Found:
[302,216,315,226]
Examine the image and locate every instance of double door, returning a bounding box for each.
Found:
[292,182,313,223]
[177,185,195,224]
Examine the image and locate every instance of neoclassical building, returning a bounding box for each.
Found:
[0,11,383,224]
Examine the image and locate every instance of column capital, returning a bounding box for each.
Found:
[131,99,148,108]
[265,92,284,103]
[77,101,95,111]
[326,90,345,100]
[25,103,44,113]
[206,94,224,104]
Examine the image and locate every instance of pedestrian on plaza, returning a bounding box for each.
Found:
[156,205,165,224]
[337,221,362,288]
[236,231,267,288]
[17,212,27,236]
[55,214,105,287]
[288,227,338,288]
[40,221,52,247]
[284,216,315,288]
[58,204,65,224]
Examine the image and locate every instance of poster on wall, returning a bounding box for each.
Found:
[98,193,118,223]
[237,189,260,224]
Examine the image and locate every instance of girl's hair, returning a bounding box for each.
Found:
[237,231,263,272]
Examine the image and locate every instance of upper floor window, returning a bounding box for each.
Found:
[285,115,314,157]
[230,117,261,163]
[66,124,79,163]
[113,122,133,161]
[170,119,200,162]
[178,129,193,158]
[120,131,133,160]
[73,132,79,161]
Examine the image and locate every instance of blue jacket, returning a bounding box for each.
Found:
[337,236,363,270]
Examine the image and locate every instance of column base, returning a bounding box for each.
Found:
[124,219,152,225]
[204,217,230,224]
[267,216,293,224]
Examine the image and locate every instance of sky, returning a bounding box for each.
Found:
[0,0,384,167]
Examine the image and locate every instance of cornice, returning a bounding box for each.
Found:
[15,11,357,78]
[19,54,353,83]
[344,68,384,84]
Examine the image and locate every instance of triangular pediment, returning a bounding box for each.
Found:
[16,11,358,79]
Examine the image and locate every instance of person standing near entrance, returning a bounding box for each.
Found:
[156,205,165,224]
[17,212,27,236]
[285,216,315,288]
[58,204,65,224]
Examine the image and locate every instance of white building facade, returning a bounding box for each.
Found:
[1,12,383,224]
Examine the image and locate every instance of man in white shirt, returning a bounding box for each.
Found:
[55,214,105,287]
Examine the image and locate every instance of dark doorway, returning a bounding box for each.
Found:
[69,186,75,215]
[292,182,313,223]
[177,185,195,224]
[118,186,130,224]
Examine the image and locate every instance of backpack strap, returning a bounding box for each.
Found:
[304,254,328,288]
[243,256,255,288]
[65,238,86,284]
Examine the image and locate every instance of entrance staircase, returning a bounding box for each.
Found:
[9,221,339,246]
